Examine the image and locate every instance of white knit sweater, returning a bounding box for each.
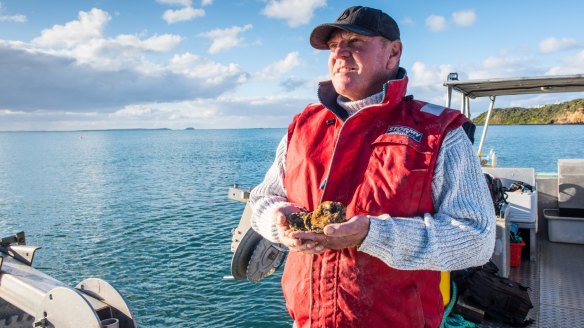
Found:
[249,91,496,271]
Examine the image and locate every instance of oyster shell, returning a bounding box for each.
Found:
[288,211,311,231]
[287,201,347,233]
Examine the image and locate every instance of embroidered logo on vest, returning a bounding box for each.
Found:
[386,125,423,142]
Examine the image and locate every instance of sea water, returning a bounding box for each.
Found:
[0,125,583,327]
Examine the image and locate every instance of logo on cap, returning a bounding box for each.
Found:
[337,8,352,21]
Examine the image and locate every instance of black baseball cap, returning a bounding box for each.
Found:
[310,6,400,50]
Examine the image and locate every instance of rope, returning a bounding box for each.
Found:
[440,281,479,328]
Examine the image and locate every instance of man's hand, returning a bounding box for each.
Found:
[274,205,323,254]
[293,215,370,252]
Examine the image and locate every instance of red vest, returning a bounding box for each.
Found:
[282,76,469,328]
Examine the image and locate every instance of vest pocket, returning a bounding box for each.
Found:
[370,134,433,169]
[356,135,433,217]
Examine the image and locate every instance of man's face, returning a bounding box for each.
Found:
[327,30,400,101]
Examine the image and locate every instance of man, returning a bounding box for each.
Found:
[250,6,495,328]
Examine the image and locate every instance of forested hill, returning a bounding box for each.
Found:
[472,98,584,125]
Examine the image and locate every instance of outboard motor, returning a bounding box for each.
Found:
[0,232,137,328]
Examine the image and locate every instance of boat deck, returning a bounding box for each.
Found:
[483,236,584,327]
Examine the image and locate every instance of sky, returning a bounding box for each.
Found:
[0,0,583,131]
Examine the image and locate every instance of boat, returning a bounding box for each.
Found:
[0,231,137,328]
[443,73,584,327]
[226,73,584,327]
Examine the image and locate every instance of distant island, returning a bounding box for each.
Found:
[472,98,584,125]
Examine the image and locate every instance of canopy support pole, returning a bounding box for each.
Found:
[477,96,496,157]
[461,95,467,116]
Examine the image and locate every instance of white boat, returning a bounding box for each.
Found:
[443,73,584,327]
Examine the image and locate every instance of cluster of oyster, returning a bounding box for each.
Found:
[287,201,347,233]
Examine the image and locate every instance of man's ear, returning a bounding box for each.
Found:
[386,40,402,69]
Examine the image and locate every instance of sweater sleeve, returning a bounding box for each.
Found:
[249,134,295,243]
[358,127,497,271]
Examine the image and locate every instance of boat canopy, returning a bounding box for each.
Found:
[443,73,584,157]
[444,73,584,99]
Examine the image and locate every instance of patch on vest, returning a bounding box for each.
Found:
[420,103,445,116]
[385,126,423,142]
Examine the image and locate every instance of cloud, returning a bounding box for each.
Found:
[157,0,192,6]
[410,61,456,87]
[131,34,183,52]
[469,54,535,79]
[198,24,252,54]
[162,6,205,24]
[29,9,183,72]
[66,33,183,72]
[407,61,457,105]
[51,34,181,73]
[401,17,415,26]
[407,60,539,112]
[546,50,584,75]
[452,10,476,27]
[0,43,248,113]
[0,8,250,115]
[426,10,475,32]
[0,13,26,22]
[262,0,326,27]
[168,53,249,84]
[539,37,583,53]
[32,8,110,48]
[201,0,214,6]
[408,47,584,114]
[107,95,310,129]
[0,94,312,131]
[256,52,301,80]
[281,77,310,91]
[156,0,204,24]
[280,72,328,92]
[0,2,26,22]
[426,15,446,32]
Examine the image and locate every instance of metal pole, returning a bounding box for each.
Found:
[466,96,471,118]
[477,95,496,157]
[446,86,453,109]
[461,95,466,116]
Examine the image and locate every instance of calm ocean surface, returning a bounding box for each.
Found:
[0,125,583,327]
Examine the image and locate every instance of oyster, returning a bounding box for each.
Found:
[287,201,347,233]
[288,211,311,231]
[309,201,347,233]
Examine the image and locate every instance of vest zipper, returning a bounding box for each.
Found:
[317,83,390,203]
[312,84,393,325]
[318,103,379,203]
